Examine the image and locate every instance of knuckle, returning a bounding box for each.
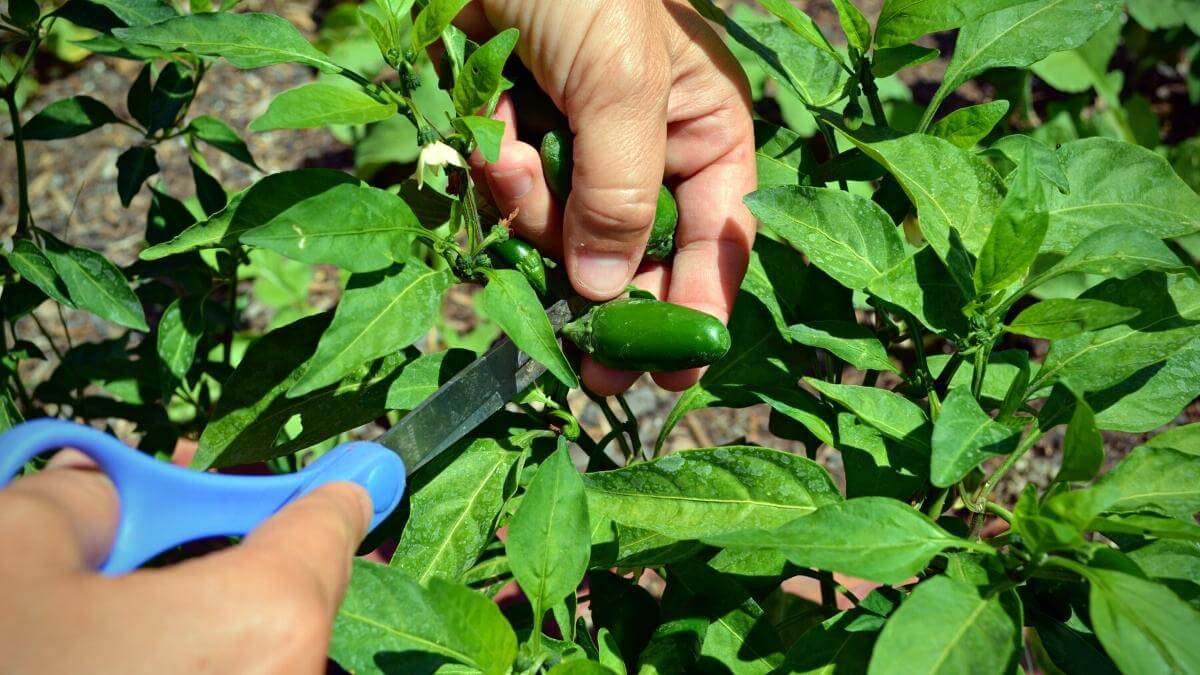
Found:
[570,186,659,240]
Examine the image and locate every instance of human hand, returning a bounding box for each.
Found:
[0,452,370,674]
[459,0,758,395]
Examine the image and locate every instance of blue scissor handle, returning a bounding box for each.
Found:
[0,419,406,575]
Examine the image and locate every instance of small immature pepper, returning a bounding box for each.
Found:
[490,237,548,295]
[540,130,679,261]
[562,298,731,373]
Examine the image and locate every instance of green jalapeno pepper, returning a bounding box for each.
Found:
[540,130,679,261]
[490,237,548,295]
[562,298,730,372]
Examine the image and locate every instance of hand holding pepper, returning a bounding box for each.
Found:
[459,0,758,395]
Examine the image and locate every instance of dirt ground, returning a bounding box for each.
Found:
[1,0,1195,508]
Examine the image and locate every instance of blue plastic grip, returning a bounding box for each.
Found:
[0,419,406,575]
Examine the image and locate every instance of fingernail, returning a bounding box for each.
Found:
[490,168,533,201]
[575,250,631,297]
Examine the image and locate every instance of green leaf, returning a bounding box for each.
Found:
[868,577,1020,675]
[707,498,982,584]
[193,315,418,468]
[289,262,452,397]
[872,44,938,78]
[1081,566,1200,675]
[187,115,257,168]
[1080,343,1200,435]
[6,239,74,307]
[1092,445,1200,519]
[19,96,118,140]
[754,120,816,188]
[582,446,842,541]
[1043,138,1200,252]
[240,183,419,273]
[746,186,907,291]
[146,61,192,134]
[664,560,785,673]
[753,0,840,62]
[126,65,152,128]
[156,297,202,381]
[830,0,870,53]
[847,132,1005,261]
[411,0,471,51]
[929,0,1123,126]
[779,610,876,673]
[806,378,932,452]
[331,561,517,675]
[190,159,226,217]
[930,387,1020,488]
[1128,0,1200,32]
[1041,225,1190,284]
[140,169,359,259]
[392,441,518,583]
[115,12,341,72]
[478,268,577,388]
[88,0,176,26]
[384,349,474,410]
[695,1,847,107]
[974,142,1048,294]
[756,387,837,447]
[250,83,395,131]
[867,247,971,339]
[988,134,1070,194]
[506,443,590,630]
[452,28,518,116]
[1006,298,1140,340]
[1030,12,1122,96]
[788,320,897,373]
[1034,273,1199,395]
[116,146,159,207]
[0,388,22,434]
[875,0,1036,48]
[8,0,41,27]
[548,662,619,675]
[453,115,505,163]
[41,233,148,331]
[1146,424,1200,456]
[1060,394,1103,482]
[928,100,1010,149]
[1125,540,1200,610]
[1090,513,1200,542]
[636,617,707,675]
[1028,606,1120,675]
[835,413,927,500]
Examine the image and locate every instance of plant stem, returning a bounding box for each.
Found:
[972,424,1043,507]
[224,263,238,367]
[923,486,951,518]
[5,88,31,236]
[818,572,837,610]
[903,313,940,417]
[586,389,633,461]
[932,351,964,396]
[860,60,888,128]
[971,343,992,400]
[984,500,1014,523]
[615,393,643,458]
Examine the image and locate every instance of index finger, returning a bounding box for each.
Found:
[0,458,119,575]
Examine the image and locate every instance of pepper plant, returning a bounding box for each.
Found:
[2,0,1200,673]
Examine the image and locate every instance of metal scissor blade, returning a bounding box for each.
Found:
[375,299,575,476]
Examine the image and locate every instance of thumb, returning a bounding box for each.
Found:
[561,19,671,299]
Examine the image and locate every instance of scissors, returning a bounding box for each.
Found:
[0,299,577,575]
